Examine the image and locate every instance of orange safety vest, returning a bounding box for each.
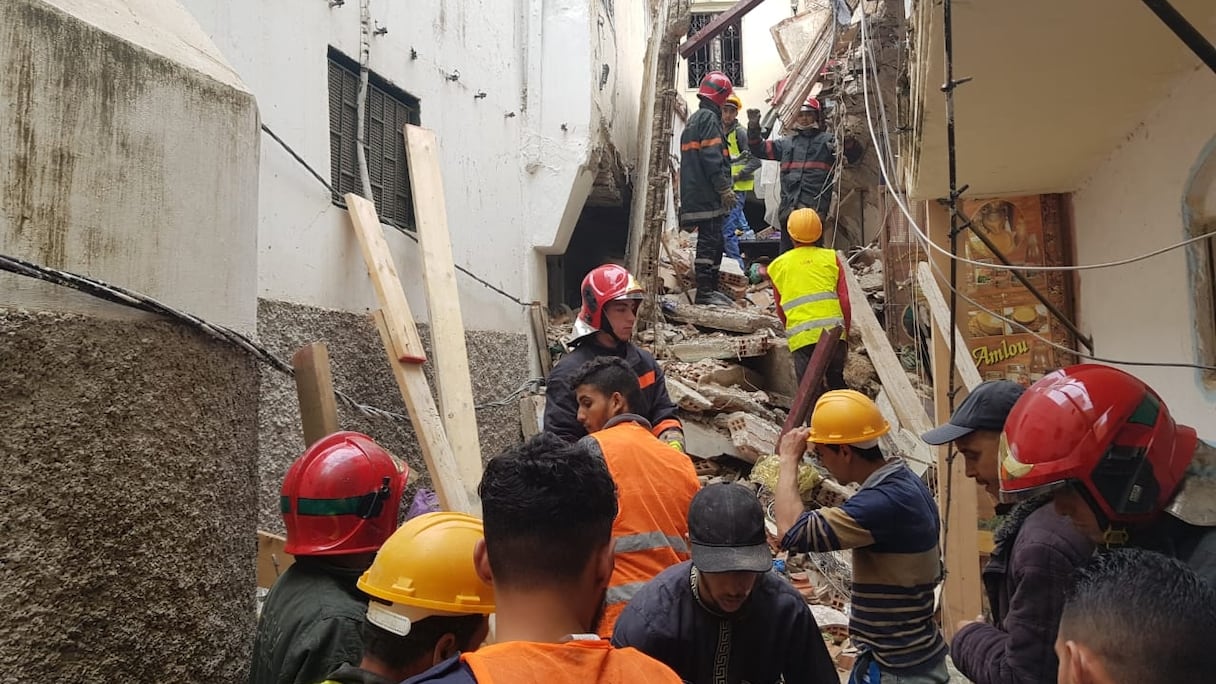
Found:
[766,245,844,351]
[462,639,682,684]
[586,421,700,637]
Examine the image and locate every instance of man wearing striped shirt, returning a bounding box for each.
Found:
[775,390,948,684]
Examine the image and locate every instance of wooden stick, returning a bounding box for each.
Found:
[291,342,340,447]
[781,325,843,436]
[915,261,982,391]
[404,125,484,492]
[345,194,428,364]
[372,310,475,515]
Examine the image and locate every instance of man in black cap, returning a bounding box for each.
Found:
[921,381,1093,684]
[611,483,837,684]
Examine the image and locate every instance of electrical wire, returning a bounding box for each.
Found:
[259,124,529,306]
[855,13,1216,374]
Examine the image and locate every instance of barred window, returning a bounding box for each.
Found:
[686,12,744,89]
[327,48,420,230]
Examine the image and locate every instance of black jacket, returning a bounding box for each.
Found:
[612,561,837,684]
[951,499,1093,684]
[249,558,367,684]
[679,101,733,225]
[749,126,841,221]
[543,340,681,443]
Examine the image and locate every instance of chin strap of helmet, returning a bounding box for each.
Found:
[1074,483,1131,548]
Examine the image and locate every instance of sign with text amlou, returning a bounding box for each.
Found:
[959,194,1076,386]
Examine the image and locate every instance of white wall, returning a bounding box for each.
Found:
[680,0,792,113]
[1071,66,1216,434]
[0,0,258,332]
[181,0,648,334]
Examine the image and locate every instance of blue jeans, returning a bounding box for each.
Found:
[722,191,749,270]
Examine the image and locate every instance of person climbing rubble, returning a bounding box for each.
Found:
[998,364,1216,586]
[747,97,863,253]
[404,434,681,684]
[722,94,760,270]
[762,207,850,391]
[775,390,948,684]
[250,432,408,684]
[319,512,494,684]
[679,70,737,307]
[921,381,1093,684]
[544,264,683,447]
[569,356,700,636]
[612,483,838,684]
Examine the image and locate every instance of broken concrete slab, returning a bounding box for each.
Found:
[669,333,776,362]
[662,299,782,334]
[756,343,799,398]
[717,411,780,464]
[699,362,765,390]
[682,419,740,460]
[698,382,779,422]
[667,376,713,412]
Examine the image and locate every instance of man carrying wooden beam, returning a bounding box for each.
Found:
[775,391,948,684]
[544,264,683,447]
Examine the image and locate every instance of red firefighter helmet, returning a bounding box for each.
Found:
[697,71,734,107]
[281,431,408,556]
[998,364,1197,525]
[801,97,822,112]
[571,264,644,343]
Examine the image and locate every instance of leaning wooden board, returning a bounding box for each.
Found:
[404,125,484,492]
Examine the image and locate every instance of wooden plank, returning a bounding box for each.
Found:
[781,326,842,436]
[372,310,475,515]
[403,125,484,493]
[662,299,782,334]
[528,303,553,377]
[915,261,982,392]
[924,202,981,640]
[841,255,933,435]
[256,531,293,589]
[291,342,340,447]
[345,194,428,364]
[520,395,544,439]
[678,0,767,58]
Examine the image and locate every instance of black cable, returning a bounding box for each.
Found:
[259,124,528,306]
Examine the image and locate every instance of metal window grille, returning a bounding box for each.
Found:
[327,49,420,230]
[686,13,745,89]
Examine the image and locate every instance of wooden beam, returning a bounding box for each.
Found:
[915,262,982,392]
[403,125,484,493]
[256,531,293,590]
[291,342,340,447]
[924,201,981,640]
[372,310,475,515]
[840,255,932,435]
[345,194,428,364]
[520,395,545,439]
[528,304,552,378]
[781,326,842,436]
[678,0,766,58]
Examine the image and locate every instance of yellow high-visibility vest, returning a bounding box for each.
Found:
[767,246,843,351]
[727,127,754,193]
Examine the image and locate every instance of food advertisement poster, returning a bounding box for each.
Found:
[960,195,1075,386]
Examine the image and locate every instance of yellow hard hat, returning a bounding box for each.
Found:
[788,208,823,244]
[809,390,891,445]
[357,512,495,636]
[725,94,743,110]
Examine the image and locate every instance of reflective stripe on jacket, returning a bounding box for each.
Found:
[766,246,843,350]
[727,124,758,192]
[581,416,700,637]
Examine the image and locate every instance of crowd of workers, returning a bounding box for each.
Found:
[250,70,1216,684]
